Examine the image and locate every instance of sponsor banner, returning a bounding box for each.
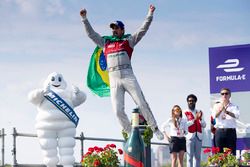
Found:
[237,137,250,150]
[211,137,250,150]
[209,44,250,93]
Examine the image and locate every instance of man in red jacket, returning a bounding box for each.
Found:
[184,94,206,167]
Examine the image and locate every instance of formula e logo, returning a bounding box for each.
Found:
[216,59,244,72]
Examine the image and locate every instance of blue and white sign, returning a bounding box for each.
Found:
[209,44,250,93]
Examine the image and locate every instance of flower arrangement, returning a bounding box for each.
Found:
[203,147,239,167]
[122,126,153,146]
[81,143,123,167]
[240,150,250,166]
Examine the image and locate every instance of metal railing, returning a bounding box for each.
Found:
[11,127,169,167]
[1,127,214,167]
[0,128,6,167]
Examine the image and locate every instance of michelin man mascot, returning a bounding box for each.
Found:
[28,72,86,167]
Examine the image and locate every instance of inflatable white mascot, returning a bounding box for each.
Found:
[28,72,86,167]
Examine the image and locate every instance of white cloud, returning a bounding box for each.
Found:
[2,0,65,18]
[172,34,200,49]
[45,0,65,16]
[15,0,36,14]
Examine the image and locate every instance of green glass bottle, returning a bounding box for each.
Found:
[124,108,145,167]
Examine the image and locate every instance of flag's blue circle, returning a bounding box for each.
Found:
[99,51,107,71]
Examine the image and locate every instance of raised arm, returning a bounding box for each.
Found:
[28,83,51,106]
[198,110,206,128]
[71,85,87,107]
[80,8,105,47]
[130,5,156,47]
[28,89,45,106]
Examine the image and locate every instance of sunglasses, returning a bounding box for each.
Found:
[173,108,181,112]
[221,92,229,95]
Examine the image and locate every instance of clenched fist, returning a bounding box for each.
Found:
[80,8,87,18]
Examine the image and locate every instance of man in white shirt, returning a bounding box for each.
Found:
[184,94,206,167]
[212,88,240,155]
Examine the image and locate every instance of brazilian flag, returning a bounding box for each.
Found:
[86,35,131,97]
[87,46,110,97]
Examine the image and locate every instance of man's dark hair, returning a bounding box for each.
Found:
[186,94,197,102]
[220,88,231,95]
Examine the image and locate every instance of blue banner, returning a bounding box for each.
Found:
[209,44,250,93]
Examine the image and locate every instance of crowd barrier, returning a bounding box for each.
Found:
[0,127,169,167]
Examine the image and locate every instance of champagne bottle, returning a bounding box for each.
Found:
[124,108,145,167]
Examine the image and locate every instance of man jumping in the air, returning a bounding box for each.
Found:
[80,4,164,140]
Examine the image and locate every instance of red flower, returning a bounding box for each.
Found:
[103,144,111,150]
[98,147,104,152]
[84,151,92,156]
[88,147,94,153]
[118,148,123,155]
[204,147,238,166]
[110,144,116,148]
[212,147,220,154]
[94,146,99,151]
[93,159,100,167]
[203,148,211,154]
[81,144,122,166]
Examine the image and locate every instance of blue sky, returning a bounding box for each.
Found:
[0,0,250,164]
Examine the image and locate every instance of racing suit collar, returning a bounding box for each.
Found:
[103,34,131,42]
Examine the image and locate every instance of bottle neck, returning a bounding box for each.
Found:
[132,112,139,127]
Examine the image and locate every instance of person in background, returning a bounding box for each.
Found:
[210,115,216,146]
[161,105,187,167]
[212,88,240,155]
[210,101,220,147]
[184,94,206,167]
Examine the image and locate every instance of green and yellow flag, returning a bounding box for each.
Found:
[87,35,131,97]
[87,46,110,97]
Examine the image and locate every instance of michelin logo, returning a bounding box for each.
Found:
[216,59,246,82]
